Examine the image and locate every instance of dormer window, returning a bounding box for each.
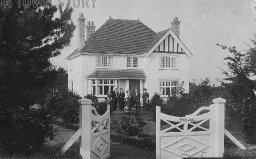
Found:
[160,56,177,69]
[96,55,113,68]
[127,56,138,68]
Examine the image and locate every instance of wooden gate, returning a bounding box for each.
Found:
[80,99,110,159]
[156,98,226,159]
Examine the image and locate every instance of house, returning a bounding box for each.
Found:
[67,13,192,100]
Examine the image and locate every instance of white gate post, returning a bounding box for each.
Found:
[156,106,161,159]
[211,98,226,157]
[79,98,92,159]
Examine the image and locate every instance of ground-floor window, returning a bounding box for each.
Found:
[159,81,177,96]
[90,79,117,95]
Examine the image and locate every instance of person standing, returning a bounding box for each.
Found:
[134,88,140,111]
[112,87,118,111]
[125,90,131,111]
[142,88,149,111]
[118,88,125,111]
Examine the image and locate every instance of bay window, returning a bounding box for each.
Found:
[91,79,117,95]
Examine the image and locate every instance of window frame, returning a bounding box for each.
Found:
[159,81,178,97]
[159,56,177,69]
[90,79,117,96]
[127,56,138,68]
[96,55,113,68]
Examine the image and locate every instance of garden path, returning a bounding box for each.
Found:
[44,124,155,159]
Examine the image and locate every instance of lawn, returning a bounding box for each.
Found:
[43,121,155,159]
[40,110,256,159]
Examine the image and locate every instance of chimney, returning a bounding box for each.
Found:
[171,17,181,37]
[77,13,85,51]
[86,21,95,40]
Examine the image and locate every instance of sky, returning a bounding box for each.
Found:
[51,0,256,85]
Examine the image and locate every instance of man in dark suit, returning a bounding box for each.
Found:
[111,88,118,111]
[142,88,149,110]
[134,88,140,111]
[118,88,125,111]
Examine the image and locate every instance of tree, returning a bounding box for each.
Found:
[45,68,81,124]
[0,0,75,154]
[0,0,75,109]
[218,43,256,141]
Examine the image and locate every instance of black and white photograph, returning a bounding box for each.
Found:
[1,0,256,158]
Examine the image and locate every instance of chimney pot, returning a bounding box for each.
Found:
[86,20,96,40]
[77,13,85,51]
[171,17,181,37]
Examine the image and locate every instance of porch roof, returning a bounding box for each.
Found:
[87,69,146,79]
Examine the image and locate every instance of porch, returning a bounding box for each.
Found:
[87,69,147,99]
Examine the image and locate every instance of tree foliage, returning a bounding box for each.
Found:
[0,0,75,154]
[0,1,75,108]
[217,42,256,141]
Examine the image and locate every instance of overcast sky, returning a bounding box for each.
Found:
[51,0,256,85]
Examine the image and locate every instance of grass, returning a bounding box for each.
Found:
[62,141,155,159]
[3,110,256,158]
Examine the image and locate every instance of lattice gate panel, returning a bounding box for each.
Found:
[90,106,110,159]
[156,101,225,159]
[160,135,211,159]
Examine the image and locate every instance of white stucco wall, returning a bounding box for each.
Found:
[68,53,190,99]
[145,52,189,98]
[68,57,83,96]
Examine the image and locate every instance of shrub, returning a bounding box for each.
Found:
[0,106,54,155]
[46,90,81,124]
[150,93,163,107]
[163,94,192,117]
[111,134,155,151]
[113,112,146,137]
[93,102,108,115]
[85,94,98,104]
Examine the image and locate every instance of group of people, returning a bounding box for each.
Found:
[106,88,149,111]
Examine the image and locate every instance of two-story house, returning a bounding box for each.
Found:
[67,13,192,100]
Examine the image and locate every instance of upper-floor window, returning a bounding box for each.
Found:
[127,56,138,68]
[96,55,113,68]
[160,56,177,68]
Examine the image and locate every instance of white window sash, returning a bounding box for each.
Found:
[127,56,138,68]
[96,55,113,68]
[90,79,117,96]
[160,56,177,69]
[159,81,178,96]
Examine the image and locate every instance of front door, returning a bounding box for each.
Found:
[129,80,140,95]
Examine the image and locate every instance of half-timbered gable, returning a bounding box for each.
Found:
[150,29,192,56]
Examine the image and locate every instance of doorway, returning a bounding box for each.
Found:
[129,80,140,95]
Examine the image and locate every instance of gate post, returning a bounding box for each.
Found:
[211,98,226,157]
[79,98,92,159]
[156,106,161,159]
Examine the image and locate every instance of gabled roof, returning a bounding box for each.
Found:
[67,18,192,60]
[87,69,146,79]
[83,19,156,54]
[145,28,171,53]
